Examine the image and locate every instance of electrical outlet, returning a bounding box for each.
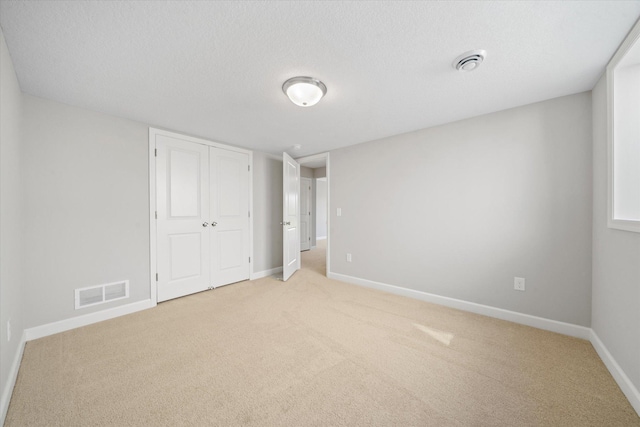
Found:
[7,319,11,342]
[514,277,525,291]
[337,208,342,217]
[346,253,352,262]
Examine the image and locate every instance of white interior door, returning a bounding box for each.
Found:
[300,177,311,251]
[156,135,210,302]
[210,148,250,287]
[282,152,300,281]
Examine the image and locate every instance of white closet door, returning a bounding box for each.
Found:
[156,135,210,302]
[210,148,250,287]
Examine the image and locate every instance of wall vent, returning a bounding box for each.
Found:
[75,280,129,309]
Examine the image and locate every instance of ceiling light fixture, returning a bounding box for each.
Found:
[282,76,327,107]
[453,50,487,72]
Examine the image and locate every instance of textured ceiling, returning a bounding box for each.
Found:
[1,1,639,156]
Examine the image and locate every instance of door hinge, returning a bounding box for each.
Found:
[309,237,311,241]
[156,273,158,281]
[248,165,250,172]
[154,148,157,157]
[248,210,250,218]
[249,257,251,263]
[155,211,157,219]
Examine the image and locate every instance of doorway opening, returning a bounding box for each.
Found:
[295,153,329,277]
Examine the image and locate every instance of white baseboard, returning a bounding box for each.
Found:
[328,272,591,340]
[25,299,155,342]
[3,299,154,422]
[251,266,283,280]
[1,330,26,426]
[328,272,640,416]
[590,330,640,416]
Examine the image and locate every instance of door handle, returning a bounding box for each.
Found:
[211,221,218,227]
[281,221,291,226]
[202,222,209,227]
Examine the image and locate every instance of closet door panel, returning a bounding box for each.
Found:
[210,149,250,287]
[156,135,210,302]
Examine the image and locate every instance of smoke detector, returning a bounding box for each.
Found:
[453,50,487,72]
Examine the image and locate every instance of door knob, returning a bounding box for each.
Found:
[202,222,209,227]
[281,221,291,226]
[211,221,218,227]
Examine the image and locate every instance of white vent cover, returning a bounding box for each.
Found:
[75,280,129,309]
[453,49,487,72]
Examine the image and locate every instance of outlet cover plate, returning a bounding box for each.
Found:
[514,277,525,291]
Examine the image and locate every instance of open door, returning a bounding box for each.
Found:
[282,152,300,281]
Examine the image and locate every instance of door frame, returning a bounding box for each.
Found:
[149,128,253,304]
[295,152,330,277]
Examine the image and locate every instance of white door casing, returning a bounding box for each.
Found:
[210,148,250,287]
[282,152,300,281]
[300,177,311,251]
[156,135,211,302]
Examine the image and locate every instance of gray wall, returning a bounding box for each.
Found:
[252,152,283,273]
[316,178,327,239]
[0,29,24,412]
[300,166,313,179]
[330,92,593,326]
[5,89,283,332]
[20,97,284,326]
[22,95,150,328]
[591,75,640,390]
[314,167,326,179]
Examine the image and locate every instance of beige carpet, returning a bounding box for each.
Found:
[6,240,639,426]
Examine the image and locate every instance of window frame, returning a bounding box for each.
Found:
[607,19,640,233]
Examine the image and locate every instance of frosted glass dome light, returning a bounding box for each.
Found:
[282,76,327,107]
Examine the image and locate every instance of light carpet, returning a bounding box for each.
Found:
[6,241,639,426]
